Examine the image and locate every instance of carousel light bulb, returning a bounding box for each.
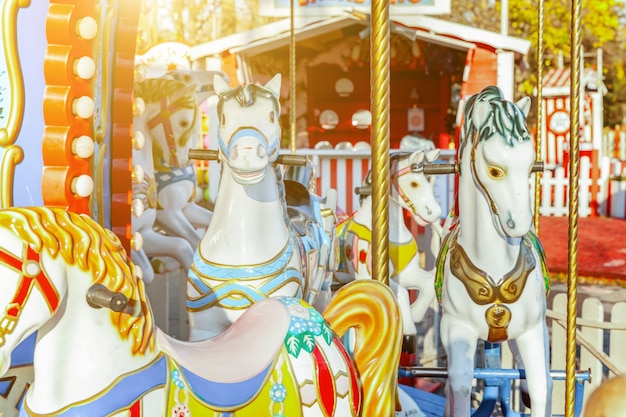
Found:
[76,16,98,40]
[132,164,145,184]
[133,97,145,117]
[134,64,146,83]
[72,135,95,158]
[134,265,144,281]
[131,198,144,218]
[73,96,95,119]
[132,131,145,150]
[74,56,96,80]
[71,174,94,197]
[131,231,144,251]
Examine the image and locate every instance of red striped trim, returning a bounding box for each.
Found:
[313,345,336,416]
[129,399,141,416]
[335,337,362,415]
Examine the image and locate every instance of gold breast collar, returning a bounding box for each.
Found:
[448,232,536,342]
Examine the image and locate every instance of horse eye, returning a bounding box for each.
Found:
[488,166,504,179]
[270,111,275,123]
[222,113,226,125]
[180,120,189,128]
[411,181,419,188]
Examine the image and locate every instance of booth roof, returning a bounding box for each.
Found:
[189,12,531,62]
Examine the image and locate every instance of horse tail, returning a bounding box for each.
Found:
[323,280,402,417]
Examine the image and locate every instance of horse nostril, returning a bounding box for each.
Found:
[507,219,515,229]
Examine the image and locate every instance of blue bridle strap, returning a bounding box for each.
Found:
[218,127,279,162]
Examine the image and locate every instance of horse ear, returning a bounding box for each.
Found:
[409,149,426,166]
[426,149,440,163]
[264,74,282,97]
[515,96,531,118]
[213,74,229,95]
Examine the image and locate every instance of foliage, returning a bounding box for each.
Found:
[141,0,275,47]
[444,0,626,126]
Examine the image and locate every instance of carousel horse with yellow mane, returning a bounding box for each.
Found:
[435,86,552,416]
[0,206,402,417]
[135,71,213,255]
[132,76,193,281]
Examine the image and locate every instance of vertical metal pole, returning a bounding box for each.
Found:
[533,0,544,232]
[370,0,390,286]
[566,0,582,415]
[289,0,296,154]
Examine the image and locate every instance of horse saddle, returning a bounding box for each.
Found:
[156,298,291,407]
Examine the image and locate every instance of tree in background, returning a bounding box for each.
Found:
[443,0,626,126]
[138,0,275,51]
[140,0,626,126]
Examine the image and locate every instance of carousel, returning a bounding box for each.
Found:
[0,0,619,416]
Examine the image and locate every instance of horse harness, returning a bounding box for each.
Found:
[435,227,549,342]
[339,219,418,279]
[147,96,191,169]
[0,245,59,347]
[389,156,430,217]
[186,232,306,312]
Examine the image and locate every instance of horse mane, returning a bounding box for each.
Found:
[0,207,155,355]
[461,86,531,152]
[135,77,192,105]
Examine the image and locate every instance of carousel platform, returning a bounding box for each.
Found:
[538,215,626,284]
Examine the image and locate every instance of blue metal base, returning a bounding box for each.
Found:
[399,342,591,417]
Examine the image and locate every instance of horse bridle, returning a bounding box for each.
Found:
[389,156,432,217]
[216,84,281,162]
[469,128,522,232]
[0,245,128,348]
[0,245,59,347]
[218,127,280,163]
[147,96,193,168]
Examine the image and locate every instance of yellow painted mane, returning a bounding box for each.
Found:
[0,207,155,355]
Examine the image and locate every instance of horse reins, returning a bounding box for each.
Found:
[147,96,188,168]
[0,246,59,347]
[389,156,431,217]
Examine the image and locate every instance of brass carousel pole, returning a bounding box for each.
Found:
[533,0,545,232]
[289,0,296,154]
[370,0,391,286]
[566,0,582,414]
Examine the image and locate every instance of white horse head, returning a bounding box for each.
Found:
[141,79,199,170]
[460,86,534,238]
[390,149,442,226]
[213,74,282,185]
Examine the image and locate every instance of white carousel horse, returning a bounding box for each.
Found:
[186,74,336,341]
[131,77,199,281]
[0,206,402,417]
[141,73,213,250]
[435,86,552,416]
[334,149,442,338]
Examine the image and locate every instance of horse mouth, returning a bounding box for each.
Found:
[231,168,265,184]
[412,213,430,227]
